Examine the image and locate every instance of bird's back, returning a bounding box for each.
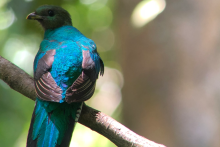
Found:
[35,26,92,101]
[28,26,90,147]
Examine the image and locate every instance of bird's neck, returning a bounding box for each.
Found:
[43,25,83,41]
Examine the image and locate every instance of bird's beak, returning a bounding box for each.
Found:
[26,12,43,20]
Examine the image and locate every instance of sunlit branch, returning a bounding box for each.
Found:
[0,55,166,147]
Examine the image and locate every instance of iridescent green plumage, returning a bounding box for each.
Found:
[26,5,104,147]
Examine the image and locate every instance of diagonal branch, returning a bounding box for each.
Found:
[0,55,166,147]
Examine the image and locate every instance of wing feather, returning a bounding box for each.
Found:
[65,74,96,103]
[65,49,103,103]
[35,72,62,102]
[34,49,63,102]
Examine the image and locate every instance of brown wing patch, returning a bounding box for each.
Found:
[65,73,96,104]
[35,72,63,102]
[34,49,56,81]
[42,49,55,67]
[82,50,97,81]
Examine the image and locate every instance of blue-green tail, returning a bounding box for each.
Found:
[27,99,82,147]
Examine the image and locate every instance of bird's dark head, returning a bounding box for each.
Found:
[26,5,72,30]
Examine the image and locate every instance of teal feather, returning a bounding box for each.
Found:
[32,102,47,139]
[30,99,82,147]
[43,120,59,147]
[37,115,47,147]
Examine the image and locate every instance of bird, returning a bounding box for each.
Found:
[26,5,104,147]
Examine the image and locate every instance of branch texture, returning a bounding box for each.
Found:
[0,55,166,147]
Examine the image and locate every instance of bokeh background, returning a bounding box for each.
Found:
[0,0,220,147]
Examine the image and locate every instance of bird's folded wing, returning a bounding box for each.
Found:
[34,49,63,102]
[65,73,96,103]
[65,49,103,103]
[35,72,63,102]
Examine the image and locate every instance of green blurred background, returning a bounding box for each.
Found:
[1,0,220,147]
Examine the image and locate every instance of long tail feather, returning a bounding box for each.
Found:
[27,99,82,147]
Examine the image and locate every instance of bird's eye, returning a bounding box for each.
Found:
[48,10,54,16]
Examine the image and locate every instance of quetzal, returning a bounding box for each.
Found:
[26,5,104,147]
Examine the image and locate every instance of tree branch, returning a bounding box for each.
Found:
[0,55,166,147]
